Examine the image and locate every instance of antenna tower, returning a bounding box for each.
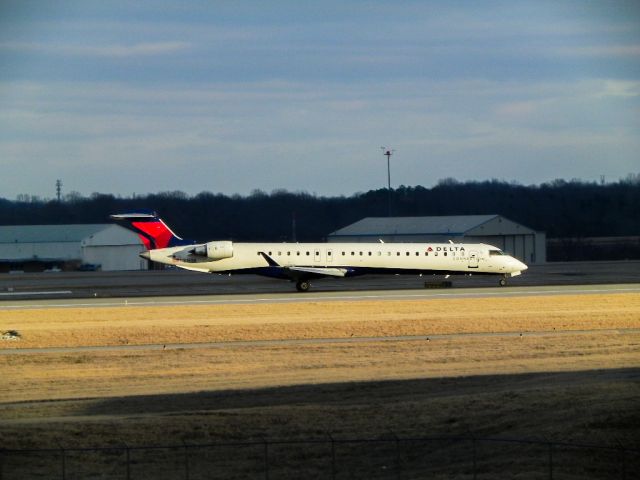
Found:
[380,147,395,216]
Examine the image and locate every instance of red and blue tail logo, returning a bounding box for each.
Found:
[110,211,191,250]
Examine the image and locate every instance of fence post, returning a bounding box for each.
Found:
[180,441,189,480]
[470,433,477,480]
[392,432,401,480]
[617,439,626,480]
[56,442,66,480]
[264,440,269,480]
[123,442,131,480]
[329,434,336,480]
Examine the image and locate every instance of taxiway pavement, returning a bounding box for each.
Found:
[1,283,639,310]
[0,260,639,301]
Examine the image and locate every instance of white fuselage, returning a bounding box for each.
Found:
[144,241,528,278]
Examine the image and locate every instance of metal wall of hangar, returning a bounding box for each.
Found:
[80,225,147,271]
[0,224,146,272]
[327,214,546,264]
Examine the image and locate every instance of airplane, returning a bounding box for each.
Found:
[111,211,528,291]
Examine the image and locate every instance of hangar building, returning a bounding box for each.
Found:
[327,214,545,264]
[0,224,146,272]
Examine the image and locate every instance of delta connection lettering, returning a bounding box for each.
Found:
[426,246,466,252]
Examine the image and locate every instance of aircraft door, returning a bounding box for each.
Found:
[326,249,333,263]
[468,251,479,268]
[314,249,322,264]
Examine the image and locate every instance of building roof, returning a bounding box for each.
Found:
[0,224,111,244]
[328,215,502,237]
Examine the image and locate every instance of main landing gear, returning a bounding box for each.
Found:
[296,280,311,292]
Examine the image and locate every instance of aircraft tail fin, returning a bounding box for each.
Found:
[110,211,191,250]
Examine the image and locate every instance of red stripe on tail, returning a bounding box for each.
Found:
[132,221,175,249]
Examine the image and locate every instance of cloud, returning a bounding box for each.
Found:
[2,76,638,197]
[495,101,539,117]
[597,80,640,97]
[0,41,191,57]
[555,44,640,58]
[1,0,639,196]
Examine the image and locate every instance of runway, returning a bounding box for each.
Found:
[1,283,640,310]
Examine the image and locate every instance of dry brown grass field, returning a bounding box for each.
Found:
[1,293,639,350]
[1,292,639,478]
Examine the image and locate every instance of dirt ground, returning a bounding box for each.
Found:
[1,292,639,478]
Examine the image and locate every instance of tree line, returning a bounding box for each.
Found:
[1,178,639,251]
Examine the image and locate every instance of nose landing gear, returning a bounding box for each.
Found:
[499,276,507,287]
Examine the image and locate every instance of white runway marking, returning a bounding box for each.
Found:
[0,285,639,310]
[0,290,72,297]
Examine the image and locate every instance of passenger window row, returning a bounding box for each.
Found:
[259,250,450,257]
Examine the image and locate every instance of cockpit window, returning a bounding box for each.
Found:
[489,250,505,256]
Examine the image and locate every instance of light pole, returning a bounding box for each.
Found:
[381,147,394,216]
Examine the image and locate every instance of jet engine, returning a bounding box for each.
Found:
[191,241,234,260]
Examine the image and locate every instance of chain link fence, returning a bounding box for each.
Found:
[2,434,638,479]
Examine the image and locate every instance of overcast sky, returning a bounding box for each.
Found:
[1,1,639,199]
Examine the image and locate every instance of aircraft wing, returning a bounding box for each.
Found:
[258,252,348,279]
[175,264,211,273]
[288,266,348,277]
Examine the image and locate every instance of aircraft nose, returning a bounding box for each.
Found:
[517,259,528,271]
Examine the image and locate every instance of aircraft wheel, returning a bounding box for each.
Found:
[296,280,311,292]
[499,278,507,287]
